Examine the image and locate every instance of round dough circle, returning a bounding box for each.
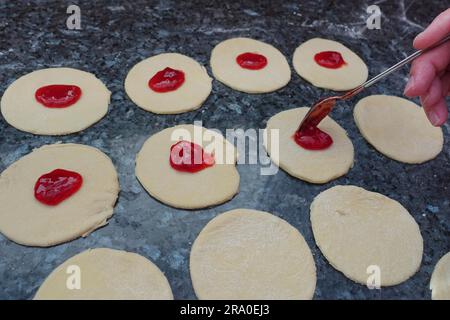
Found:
[135,124,239,209]
[293,38,368,91]
[0,143,119,247]
[430,252,450,300]
[1,68,111,135]
[34,248,173,300]
[264,107,354,183]
[190,209,316,299]
[310,185,423,286]
[354,95,443,164]
[125,53,212,114]
[210,37,291,93]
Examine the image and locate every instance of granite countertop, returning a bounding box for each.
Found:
[0,0,449,300]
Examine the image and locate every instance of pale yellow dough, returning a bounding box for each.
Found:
[210,37,291,93]
[1,68,111,135]
[293,38,368,91]
[430,252,450,300]
[310,185,423,286]
[34,248,173,300]
[190,209,316,300]
[135,124,239,209]
[0,143,119,247]
[263,107,354,184]
[354,95,443,164]
[125,53,212,114]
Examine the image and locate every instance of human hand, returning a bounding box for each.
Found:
[404,8,450,126]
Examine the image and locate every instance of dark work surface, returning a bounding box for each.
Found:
[0,0,449,300]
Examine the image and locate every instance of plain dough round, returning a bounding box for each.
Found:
[430,252,450,300]
[310,185,423,286]
[263,107,354,183]
[135,124,239,209]
[293,38,368,91]
[190,209,316,299]
[125,53,212,114]
[1,68,111,135]
[354,95,443,164]
[34,248,173,300]
[210,37,291,93]
[0,143,119,247]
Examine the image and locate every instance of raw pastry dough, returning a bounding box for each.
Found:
[293,38,368,90]
[1,68,111,135]
[354,95,443,164]
[135,124,239,209]
[264,107,354,183]
[210,37,291,93]
[430,252,450,300]
[310,185,423,286]
[190,209,316,299]
[0,143,119,247]
[125,53,212,114]
[34,248,173,300]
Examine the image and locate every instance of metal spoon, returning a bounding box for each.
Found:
[298,34,450,132]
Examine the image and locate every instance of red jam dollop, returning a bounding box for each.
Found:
[34,169,83,206]
[236,52,268,70]
[148,67,185,92]
[294,126,333,150]
[314,51,346,69]
[35,85,82,108]
[169,140,215,173]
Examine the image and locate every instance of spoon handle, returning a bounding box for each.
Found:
[362,34,450,89]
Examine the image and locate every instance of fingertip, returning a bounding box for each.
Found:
[422,77,443,108]
[404,78,415,97]
[435,104,449,127]
[423,99,448,127]
[413,32,426,50]
[405,55,440,97]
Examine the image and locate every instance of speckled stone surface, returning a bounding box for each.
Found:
[0,0,449,300]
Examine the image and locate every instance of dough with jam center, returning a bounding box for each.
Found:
[354,95,443,164]
[125,53,212,114]
[0,143,119,247]
[430,252,450,300]
[263,107,354,184]
[135,124,239,209]
[1,68,111,135]
[210,37,291,93]
[190,209,316,299]
[293,38,368,90]
[310,185,423,286]
[34,248,173,300]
